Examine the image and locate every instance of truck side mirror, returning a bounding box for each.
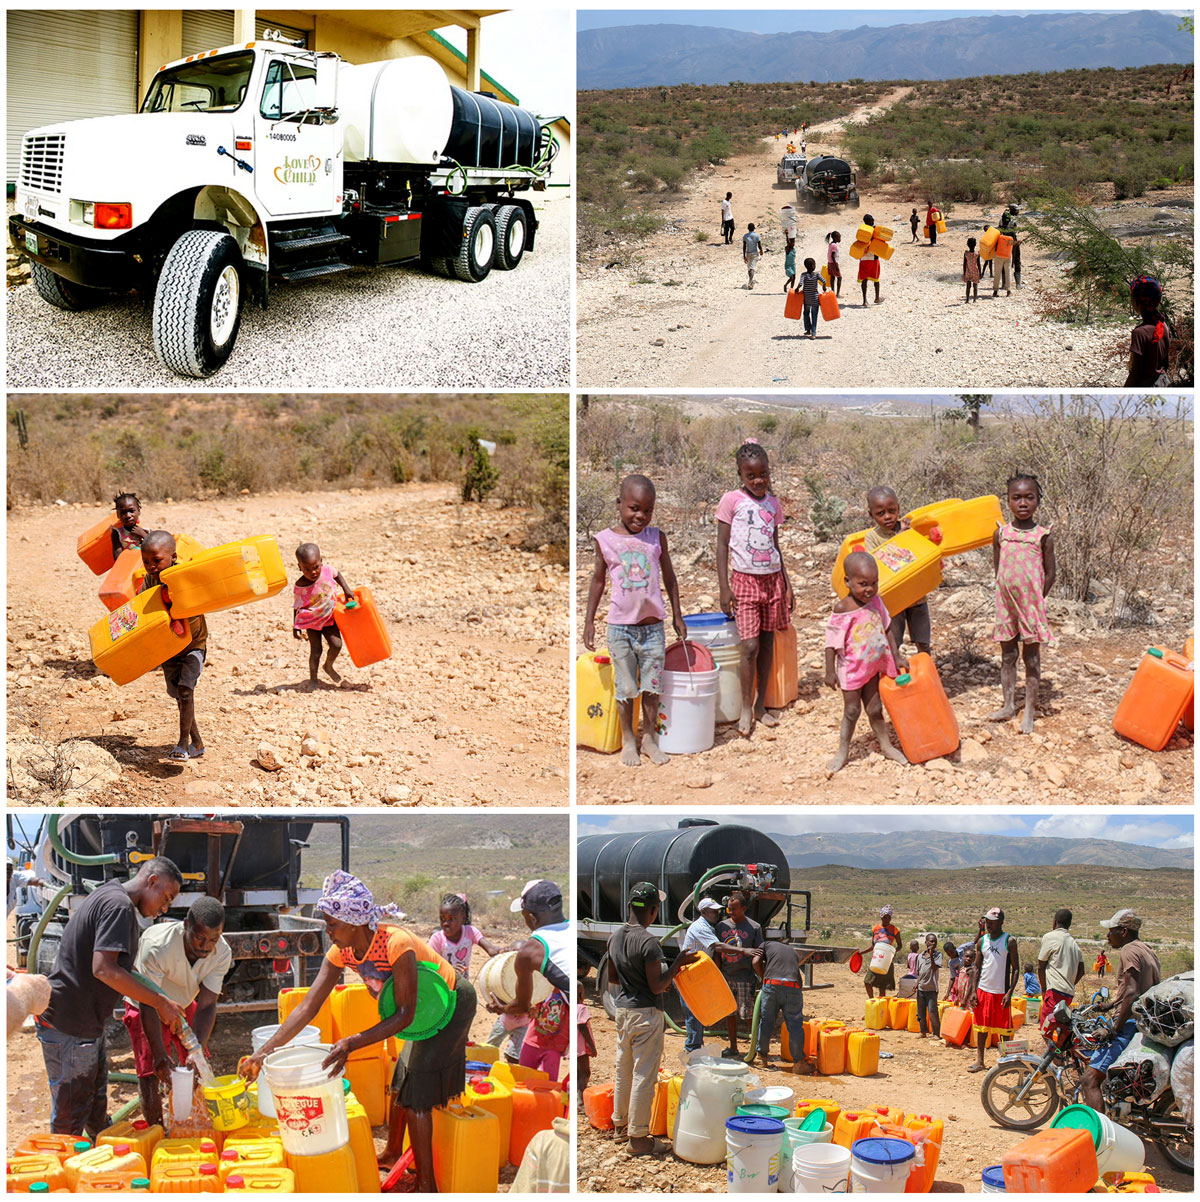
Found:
[312,56,338,112]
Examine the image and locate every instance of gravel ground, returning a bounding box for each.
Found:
[6,190,570,388]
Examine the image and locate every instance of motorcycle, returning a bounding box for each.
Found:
[981,988,1194,1174]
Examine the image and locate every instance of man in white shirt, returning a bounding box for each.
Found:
[1036,907,1084,1038]
[679,897,723,1052]
[123,897,231,1125]
[721,193,735,244]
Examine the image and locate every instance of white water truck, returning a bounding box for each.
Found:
[9,36,559,377]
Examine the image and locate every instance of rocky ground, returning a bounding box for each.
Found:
[576,516,1194,806]
[8,484,568,806]
[577,965,1191,1193]
[577,91,1193,389]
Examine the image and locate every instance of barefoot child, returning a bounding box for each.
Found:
[963,237,981,302]
[857,215,882,305]
[783,235,796,293]
[293,543,354,689]
[583,475,685,767]
[824,552,908,772]
[139,531,207,762]
[864,486,932,658]
[717,440,794,737]
[428,893,502,977]
[825,231,842,298]
[798,257,826,339]
[988,474,1055,734]
[110,492,149,559]
[909,208,920,243]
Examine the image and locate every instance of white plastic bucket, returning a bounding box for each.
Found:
[981,1164,1006,1192]
[171,1065,195,1122]
[727,1116,785,1193]
[849,1137,914,1192]
[683,612,740,648]
[252,1024,321,1119]
[780,206,798,236]
[781,1120,834,1192]
[746,1086,795,1111]
[1051,1104,1145,1175]
[792,1142,850,1193]
[658,667,719,754]
[869,943,896,974]
[475,951,552,1007]
[262,1044,349,1155]
[710,644,743,725]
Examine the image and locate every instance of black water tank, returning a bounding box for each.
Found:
[806,155,852,179]
[444,88,543,169]
[578,822,789,927]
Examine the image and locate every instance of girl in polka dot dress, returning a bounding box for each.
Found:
[988,473,1056,734]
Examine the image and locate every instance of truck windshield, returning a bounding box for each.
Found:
[141,51,254,114]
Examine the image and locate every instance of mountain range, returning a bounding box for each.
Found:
[778,830,1193,871]
[578,11,1193,89]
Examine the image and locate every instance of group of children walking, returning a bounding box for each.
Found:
[584,442,1056,768]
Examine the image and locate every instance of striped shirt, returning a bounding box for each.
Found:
[799,271,821,303]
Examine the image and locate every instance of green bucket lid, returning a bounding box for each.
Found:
[379,961,456,1041]
[737,1103,791,1121]
[799,1107,827,1131]
[1050,1103,1103,1149]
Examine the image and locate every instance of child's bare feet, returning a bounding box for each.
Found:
[826,747,849,774]
[986,705,1016,721]
[1020,708,1037,735]
[641,733,669,766]
[619,738,641,767]
[737,708,754,737]
[322,658,343,686]
[880,741,908,765]
[301,678,318,693]
[755,707,780,728]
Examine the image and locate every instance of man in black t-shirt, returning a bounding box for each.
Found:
[605,881,697,1155]
[754,941,811,1070]
[37,858,186,1137]
[716,890,763,1060]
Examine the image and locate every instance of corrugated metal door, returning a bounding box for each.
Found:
[182,12,309,57]
[7,10,139,184]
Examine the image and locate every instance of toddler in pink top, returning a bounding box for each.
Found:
[429,893,502,977]
[293,542,354,689]
[584,474,685,768]
[824,551,909,774]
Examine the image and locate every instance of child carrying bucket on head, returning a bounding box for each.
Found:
[293,542,354,690]
[864,486,932,658]
[823,552,909,774]
[783,235,797,293]
[583,474,685,768]
[987,474,1055,734]
[428,893,502,978]
[717,440,794,737]
[110,492,149,559]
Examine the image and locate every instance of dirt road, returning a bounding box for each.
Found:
[8,485,568,806]
[577,966,1191,1192]
[577,92,1187,388]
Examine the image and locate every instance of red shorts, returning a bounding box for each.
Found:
[857,259,881,282]
[1038,989,1073,1035]
[973,989,1012,1036]
[123,999,198,1078]
[731,570,790,641]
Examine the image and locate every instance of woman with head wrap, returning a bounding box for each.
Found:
[1126,275,1172,387]
[240,870,476,1192]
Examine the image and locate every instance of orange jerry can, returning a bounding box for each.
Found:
[583,1084,615,1131]
[12,1135,82,1165]
[1002,1125,1098,1192]
[818,290,840,321]
[764,622,798,708]
[160,535,287,619]
[869,238,894,261]
[1183,636,1195,730]
[78,513,121,575]
[89,585,190,686]
[8,1154,70,1191]
[509,1082,564,1166]
[1113,647,1194,751]
[887,997,912,1030]
[648,1076,670,1136]
[333,587,393,667]
[941,1007,973,1047]
[995,234,1013,258]
[880,652,960,763]
[795,1098,841,1129]
[848,239,869,260]
[816,1026,847,1075]
[784,290,804,320]
[99,548,145,612]
[673,949,736,1026]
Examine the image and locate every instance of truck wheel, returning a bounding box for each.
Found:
[153,229,244,378]
[850,193,861,210]
[449,206,496,282]
[30,262,108,311]
[493,205,527,270]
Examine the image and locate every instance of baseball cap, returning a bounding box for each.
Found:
[629,881,666,909]
[697,897,723,914]
[510,879,562,914]
[985,907,1003,921]
[1100,908,1142,932]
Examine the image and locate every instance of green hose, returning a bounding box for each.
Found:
[27,881,72,970]
[108,1072,139,1084]
[47,814,120,866]
[111,1096,141,1123]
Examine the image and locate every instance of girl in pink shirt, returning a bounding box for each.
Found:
[293,542,354,689]
[428,894,502,977]
[824,550,908,774]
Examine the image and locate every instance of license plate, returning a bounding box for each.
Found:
[24,231,38,256]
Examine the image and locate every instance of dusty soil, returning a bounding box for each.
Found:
[577,90,1194,388]
[576,513,1194,806]
[6,921,528,1189]
[577,966,1192,1193]
[7,484,568,806]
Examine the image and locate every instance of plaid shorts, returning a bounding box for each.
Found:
[729,978,757,1022]
[731,570,789,641]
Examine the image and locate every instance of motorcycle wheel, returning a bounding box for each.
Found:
[1153,1095,1194,1174]
[981,1060,1060,1130]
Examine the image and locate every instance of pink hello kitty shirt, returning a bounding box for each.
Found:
[716,491,784,575]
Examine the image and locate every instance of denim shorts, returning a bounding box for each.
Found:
[607,622,666,701]
[1089,1018,1139,1071]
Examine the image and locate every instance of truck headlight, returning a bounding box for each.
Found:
[71,201,133,230]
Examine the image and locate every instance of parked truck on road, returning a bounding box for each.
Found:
[9,36,559,377]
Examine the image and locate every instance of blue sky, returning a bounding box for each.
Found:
[577,813,1194,850]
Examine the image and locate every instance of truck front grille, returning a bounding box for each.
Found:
[21,133,65,195]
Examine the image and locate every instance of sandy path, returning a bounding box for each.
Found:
[577,91,1169,389]
[8,486,568,806]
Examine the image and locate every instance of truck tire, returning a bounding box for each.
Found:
[153,229,244,378]
[850,193,861,210]
[30,262,108,311]
[449,206,496,282]
[493,205,527,271]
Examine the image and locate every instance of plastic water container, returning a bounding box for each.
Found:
[981,1164,1006,1191]
[285,1145,357,1193]
[150,1139,219,1173]
[1051,1104,1145,1175]
[795,1099,841,1129]
[832,527,943,615]
[583,1083,614,1130]
[99,548,144,612]
[863,998,887,1030]
[791,1142,851,1193]
[575,652,624,752]
[331,984,383,1060]
[727,1115,785,1193]
[848,240,868,260]
[509,1082,565,1165]
[224,1168,295,1192]
[833,1112,886,1150]
[432,1102,500,1193]
[262,1045,349,1156]
[847,1031,880,1077]
[745,1086,795,1111]
[276,988,335,1045]
[666,1075,684,1137]
[868,239,894,260]
[881,653,959,763]
[333,588,392,668]
[855,223,876,244]
[818,290,840,322]
[785,290,805,321]
[66,1146,146,1190]
[77,513,121,574]
[345,1056,388,1126]
[674,949,737,1025]
[76,1172,142,1192]
[7,1154,69,1191]
[780,205,797,236]
[764,623,799,708]
[203,1074,250,1132]
[1001,1126,1098,1192]
[995,234,1013,258]
[849,1136,914,1192]
[739,1103,792,1122]
[251,1025,321,1118]
[650,1073,672,1135]
[816,1027,848,1075]
[674,1060,756,1164]
[89,585,189,685]
[342,1099,379,1191]
[476,949,553,1007]
[910,495,1002,556]
[941,1006,973,1047]
[658,666,719,754]
[159,536,287,619]
[467,1077,514,1168]
[868,943,896,975]
[780,1118,834,1190]
[13,1135,83,1166]
[97,1121,163,1167]
[218,1141,285,1183]
[1113,648,1194,751]
[980,227,1000,255]
[873,1116,943,1191]
[684,613,742,724]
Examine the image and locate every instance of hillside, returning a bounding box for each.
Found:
[780,830,1193,871]
[578,11,1192,89]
